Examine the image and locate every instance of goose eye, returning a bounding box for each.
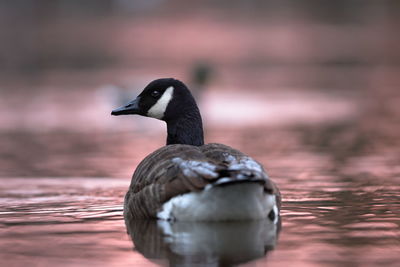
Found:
[151,90,161,98]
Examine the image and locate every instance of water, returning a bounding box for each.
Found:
[1,84,399,266]
[1,165,399,266]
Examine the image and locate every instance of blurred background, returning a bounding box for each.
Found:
[1,0,399,178]
[1,1,400,266]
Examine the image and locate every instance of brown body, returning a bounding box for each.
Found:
[124,143,280,220]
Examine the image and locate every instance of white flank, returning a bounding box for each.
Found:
[157,183,277,222]
[147,86,174,119]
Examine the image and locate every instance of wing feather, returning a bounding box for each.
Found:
[124,144,279,220]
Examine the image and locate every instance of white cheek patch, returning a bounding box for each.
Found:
[147,86,174,119]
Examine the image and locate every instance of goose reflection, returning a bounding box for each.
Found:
[125,218,280,266]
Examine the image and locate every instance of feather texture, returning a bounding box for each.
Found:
[123,143,280,220]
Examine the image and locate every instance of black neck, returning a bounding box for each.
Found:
[166,109,204,146]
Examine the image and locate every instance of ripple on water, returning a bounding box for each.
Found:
[1,166,400,266]
[0,178,127,226]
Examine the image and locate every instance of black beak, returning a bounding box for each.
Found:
[111,97,141,116]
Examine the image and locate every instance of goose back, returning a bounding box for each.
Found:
[124,143,280,220]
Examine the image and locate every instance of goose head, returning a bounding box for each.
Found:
[111,78,204,146]
[111,78,197,122]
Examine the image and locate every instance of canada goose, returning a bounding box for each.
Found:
[111,78,280,221]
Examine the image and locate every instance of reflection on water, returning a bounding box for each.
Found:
[126,219,280,266]
[1,72,400,265]
[1,78,400,265]
[1,171,399,266]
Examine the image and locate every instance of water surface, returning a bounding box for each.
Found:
[1,121,399,266]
